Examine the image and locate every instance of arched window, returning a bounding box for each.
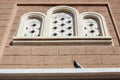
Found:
[80,12,110,37]
[45,6,80,37]
[16,12,46,37]
[13,7,111,45]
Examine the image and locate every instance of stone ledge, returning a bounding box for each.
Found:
[0,68,120,79]
[12,37,112,45]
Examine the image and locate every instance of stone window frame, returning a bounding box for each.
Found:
[80,12,110,37]
[15,12,46,37]
[13,6,112,45]
[44,6,80,37]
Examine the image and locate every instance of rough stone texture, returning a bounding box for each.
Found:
[0,0,120,68]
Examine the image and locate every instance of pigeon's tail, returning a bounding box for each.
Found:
[73,60,83,68]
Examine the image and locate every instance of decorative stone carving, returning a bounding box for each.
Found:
[80,12,110,37]
[16,12,45,37]
[83,18,101,37]
[13,6,112,45]
[50,12,74,37]
[24,19,41,37]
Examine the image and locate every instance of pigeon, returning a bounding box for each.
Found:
[73,60,83,68]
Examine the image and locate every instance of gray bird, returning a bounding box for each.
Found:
[73,60,83,68]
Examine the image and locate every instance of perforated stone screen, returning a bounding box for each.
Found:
[50,12,74,37]
[24,18,41,37]
[83,18,102,37]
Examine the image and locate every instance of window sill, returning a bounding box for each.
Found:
[12,36,112,45]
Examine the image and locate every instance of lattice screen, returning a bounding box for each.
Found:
[83,18,102,37]
[24,18,41,37]
[50,12,74,37]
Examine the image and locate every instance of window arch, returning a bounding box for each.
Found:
[80,12,110,37]
[16,12,46,37]
[45,6,80,37]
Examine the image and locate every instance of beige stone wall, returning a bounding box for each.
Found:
[0,0,120,68]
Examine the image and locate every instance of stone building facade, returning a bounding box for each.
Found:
[0,0,120,69]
